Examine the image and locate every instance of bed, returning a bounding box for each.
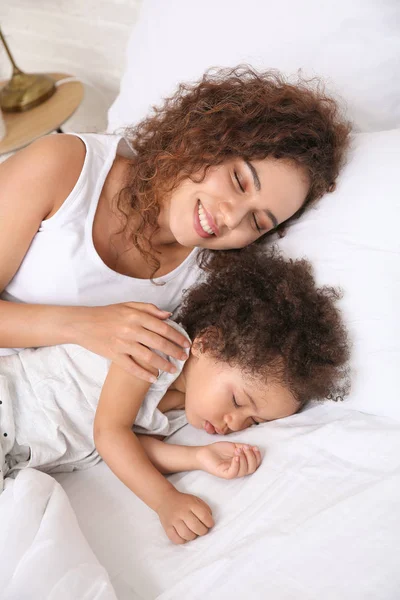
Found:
[1,1,400,598]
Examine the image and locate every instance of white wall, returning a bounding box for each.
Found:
[0,0,143,132]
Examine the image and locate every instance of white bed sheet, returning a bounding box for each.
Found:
[55,403,400,599]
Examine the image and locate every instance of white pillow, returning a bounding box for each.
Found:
[108,0,400,133]
[275,129,400,421]
[107,4,400,420]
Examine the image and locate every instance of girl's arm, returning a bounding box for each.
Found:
[136,434,200,474]
[94,362,214,544]
[94,361,177,511]
[0,137,190,380]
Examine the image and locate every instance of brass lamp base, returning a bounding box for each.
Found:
[0,70,56,112]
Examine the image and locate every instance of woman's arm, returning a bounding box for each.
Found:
[0,136,189,380]
[0,135,86,348]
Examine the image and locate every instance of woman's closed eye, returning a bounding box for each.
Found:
[234,170,262,233]
[234,170,245,193]
[252,214,262,233]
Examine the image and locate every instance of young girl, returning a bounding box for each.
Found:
[0,246,349,545]
[0,66,351,381]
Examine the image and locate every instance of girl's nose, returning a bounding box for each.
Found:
[225,412,249,433]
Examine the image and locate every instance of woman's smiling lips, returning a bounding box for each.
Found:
[193,200,219,238]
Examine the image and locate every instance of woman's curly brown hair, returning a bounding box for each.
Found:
[118,66,352,274]
[178,245,350,406]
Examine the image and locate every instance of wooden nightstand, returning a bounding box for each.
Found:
[0,72,84,156]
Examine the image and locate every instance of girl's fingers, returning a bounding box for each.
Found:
[227,454,241,478]
[243,446,258,473]
[175,520,198,542]
[185,514,210,537]
[236,447,249,477]
[168,526,186,545]
[254,446,262,468]
[233,445,262,476]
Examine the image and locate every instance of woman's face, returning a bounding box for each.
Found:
[159,157,310,249]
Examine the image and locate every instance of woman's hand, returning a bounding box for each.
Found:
[156,488,214,545]
[72,302,190,382]
[196,442,262,479]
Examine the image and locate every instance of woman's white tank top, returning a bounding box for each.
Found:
[0,133,201,355]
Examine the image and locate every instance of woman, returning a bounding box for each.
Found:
[0,66,351,381]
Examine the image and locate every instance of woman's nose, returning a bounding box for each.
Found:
[218,199,248,231]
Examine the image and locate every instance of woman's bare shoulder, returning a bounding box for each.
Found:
[0,135,87,292]
[1,134,86,213]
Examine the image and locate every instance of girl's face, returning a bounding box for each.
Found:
[159,157,310,250]
[180,346,299,435]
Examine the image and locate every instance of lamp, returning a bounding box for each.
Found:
[0,26,55,112]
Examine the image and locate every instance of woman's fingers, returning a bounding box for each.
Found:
[130,342,178,375]
[117,354,157,383]
[136,328,189,363]
[127,305,191,351]
[128,302,172,318]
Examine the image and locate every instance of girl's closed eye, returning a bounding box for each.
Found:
[232,396,258,426]
[232,395,241,408]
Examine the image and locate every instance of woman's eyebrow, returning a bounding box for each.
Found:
[245,160,279,228]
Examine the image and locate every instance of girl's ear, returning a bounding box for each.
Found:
[190,337,204,358]
[191,326,223,358]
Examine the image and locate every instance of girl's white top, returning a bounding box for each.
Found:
[0,133,201,355]
[0,321,189,475]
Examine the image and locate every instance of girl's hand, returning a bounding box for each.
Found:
[72,302,190,382]
[156,489,214,545]
[196,442,262,479]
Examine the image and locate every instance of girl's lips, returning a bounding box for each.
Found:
[204,420,216,434]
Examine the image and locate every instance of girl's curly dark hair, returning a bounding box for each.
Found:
[118,66,352,274]
[178,245,350,406]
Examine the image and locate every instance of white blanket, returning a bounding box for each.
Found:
[1,403,400,599]
[0,469,116,600]
[55,403,400,600]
